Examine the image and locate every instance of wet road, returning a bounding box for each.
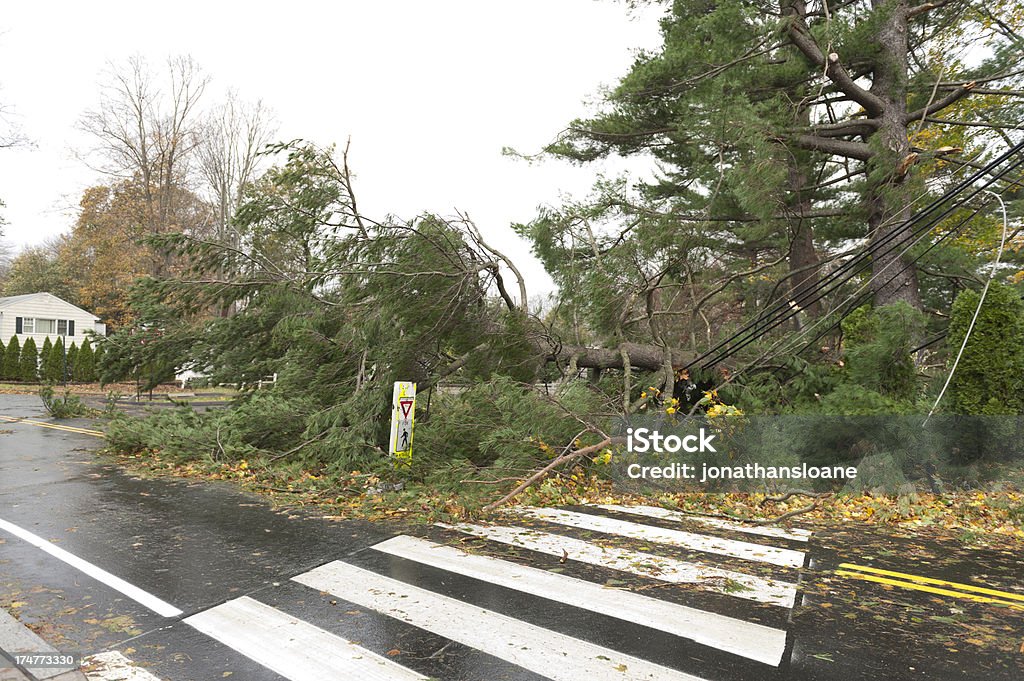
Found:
[1,394,1022,680]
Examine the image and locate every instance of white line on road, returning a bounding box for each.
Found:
[441,522,797,607]
[184,596,427,681]
[294,561,709,681]
[372,535,788,666]
[595,504,812,542]
[516,507,805,568]
[0,518,182,618]
[83,651,164,681]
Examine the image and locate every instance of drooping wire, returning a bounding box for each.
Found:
[696,151,1022,394]
[705,192,993,395]
[923,189,1010,424]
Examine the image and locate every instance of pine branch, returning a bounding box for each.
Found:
[783,6,887,117]
[801,118,880,138]
[924,117,1024,131]
[790,134,874,161]
[904,82,976,124]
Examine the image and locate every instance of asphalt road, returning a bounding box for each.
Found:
[1,393,1022,680]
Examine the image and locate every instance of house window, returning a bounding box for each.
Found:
[58,320,67,336]
[22,318,57,334]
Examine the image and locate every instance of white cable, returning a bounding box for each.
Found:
[923,189,1010,424]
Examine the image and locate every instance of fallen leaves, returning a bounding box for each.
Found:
[83,615,142,636]
[106,439,1024,546]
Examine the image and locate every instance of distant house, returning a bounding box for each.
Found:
[0,293,107,343]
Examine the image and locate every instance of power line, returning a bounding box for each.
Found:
[685,142,1024,371]
[766,196,996,365]
[693,142,1024,367]
[700,149,1024,368]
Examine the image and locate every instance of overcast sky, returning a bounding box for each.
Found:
[0,1,663,297]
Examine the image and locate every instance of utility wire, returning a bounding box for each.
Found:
[710,195,989,393]
[768,196,995,367]
[686,144,1024,371]
[690,142,1024,368]
[923,189,1010,424]
[698,151,1023,391]
[701,149,1024,368]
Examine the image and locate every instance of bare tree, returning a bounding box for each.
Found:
[1,91,31,238]
[0,238,14,278]
[0,87,29,151]
[78,55,209,274]
[196,92,277,244]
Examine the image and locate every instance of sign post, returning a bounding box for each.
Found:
[389,381,416,465]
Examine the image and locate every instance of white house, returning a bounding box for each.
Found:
[0,293,107,345]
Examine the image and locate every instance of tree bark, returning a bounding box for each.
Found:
[789,208,821,320]
[786,111,821,320]
[866,0,923,309]
[549,342,696,372]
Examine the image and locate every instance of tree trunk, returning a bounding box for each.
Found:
[550,342,696,373]
[787,150,821,321]
[866,0,923,309]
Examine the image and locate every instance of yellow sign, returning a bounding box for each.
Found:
[389,381,416,463]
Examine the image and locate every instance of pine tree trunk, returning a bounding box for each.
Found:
[866,0,923,309]
[787,154,821,321]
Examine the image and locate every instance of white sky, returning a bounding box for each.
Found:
[0,1,664,298]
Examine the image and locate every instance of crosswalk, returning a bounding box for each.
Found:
[103,504,810,680]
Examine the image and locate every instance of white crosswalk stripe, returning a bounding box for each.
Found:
[440,521,798,607]
[184,596,429,681]
[372,534,789,666]
[514,506,806,567]
[293,560,709,681]
[595,504,812,542]
[175,504,809,680]
[83,651,167,681]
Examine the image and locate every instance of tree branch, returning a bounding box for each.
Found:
[783,8,887,117]
[904,82,976,124]
[482,437,622,512]
[790,134,874,161]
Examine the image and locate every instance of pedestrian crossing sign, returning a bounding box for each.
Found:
[389,381,416,463]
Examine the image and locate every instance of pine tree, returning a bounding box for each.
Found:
[66,342,79,383]
[3,336,20,381]
[19,338,38,382]
[93,343,105,383]
[76,339,95,382]
[48,338,66,383]
[536,0,1024,321]
[40,337,54,382]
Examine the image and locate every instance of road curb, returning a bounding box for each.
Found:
[0,609,85,681]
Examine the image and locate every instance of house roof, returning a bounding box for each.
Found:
[0,293,41,307]
[0,292,101,321]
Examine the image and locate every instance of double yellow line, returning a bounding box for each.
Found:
[0,414,104,438]
[837,562,1024,610]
